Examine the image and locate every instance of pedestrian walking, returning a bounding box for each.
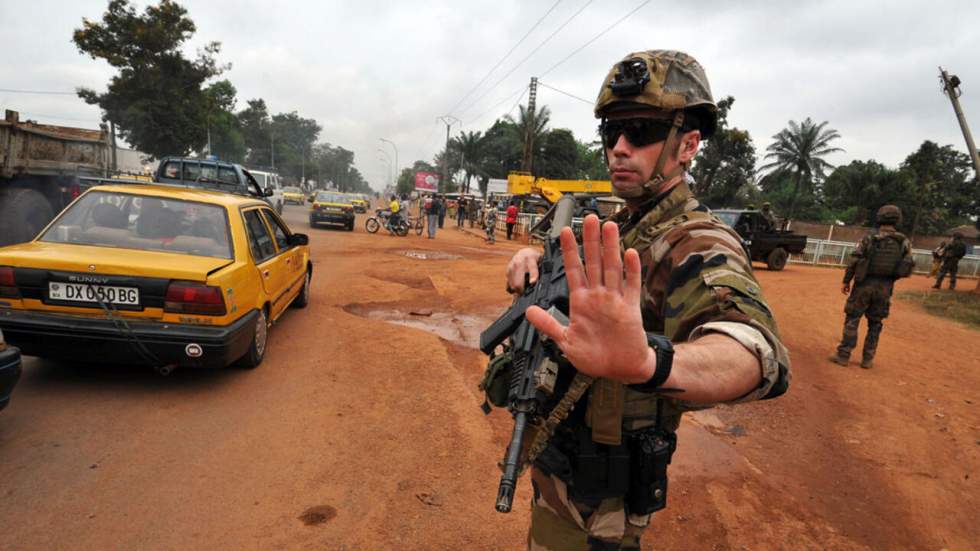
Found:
[933,232,967,289]
[437,194,447,228]
[456,198,467,228]
[830,205,914,369]
[505,200,518,240]
[425,194,440,239]
[484,204,497,244]
[929,241,946,277]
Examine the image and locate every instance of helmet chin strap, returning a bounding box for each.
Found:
[609,111,687,200]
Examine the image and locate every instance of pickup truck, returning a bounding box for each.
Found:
[154,156,273,203]
[713,209,807,271]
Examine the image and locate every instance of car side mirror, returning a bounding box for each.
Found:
[264,186,275,197]
[288,233,309,247]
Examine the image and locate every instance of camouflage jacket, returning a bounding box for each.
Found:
[843,228,912,285]
[597,179,790,435]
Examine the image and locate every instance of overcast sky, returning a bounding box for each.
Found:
[3,0,979,191]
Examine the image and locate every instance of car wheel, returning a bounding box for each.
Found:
[365,217,380,233]
[292,270,311,308]
[236,308,268,369]
[346,221,354,231]
[309,216,317,229]
[767,247,788,271]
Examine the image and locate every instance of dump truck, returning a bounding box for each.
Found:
[0,110,113,247]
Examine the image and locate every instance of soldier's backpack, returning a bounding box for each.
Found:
[866,233,914,278]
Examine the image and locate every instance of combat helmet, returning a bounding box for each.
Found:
[595,50,718,198]
[876,205,902,226]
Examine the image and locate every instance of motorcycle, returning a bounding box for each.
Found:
[365,209,410,236]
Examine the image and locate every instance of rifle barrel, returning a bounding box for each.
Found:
[495,410,528,513]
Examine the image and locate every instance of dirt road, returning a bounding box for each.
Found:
[1,205,976,550]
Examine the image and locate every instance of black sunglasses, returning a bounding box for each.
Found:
[599,118,674,149]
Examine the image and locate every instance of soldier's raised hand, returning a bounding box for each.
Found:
[525,215,654,384]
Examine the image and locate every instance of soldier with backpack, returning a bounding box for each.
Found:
[830,205,914,369]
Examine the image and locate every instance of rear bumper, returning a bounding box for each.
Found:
[0,309,257,369]
[311,211,354,225]
[0,346,22,411]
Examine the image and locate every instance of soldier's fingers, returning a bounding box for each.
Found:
[581,215,602,288]
[601,221,623,294]
[526,305,568,345]
[524,255,539,286]
[623,248,642,304]
[560,227,587,291]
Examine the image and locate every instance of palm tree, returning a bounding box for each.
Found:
[453,130,485,194]
[759,117,843,219]
[505,104,550,173]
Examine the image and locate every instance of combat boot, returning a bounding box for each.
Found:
[829,354,849,366]
[860,358,873,369]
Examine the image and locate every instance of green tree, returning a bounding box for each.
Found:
[203,80,244,162]
[269,112,321,183]
[536,128,579,179]
[759,117,843,220]
[576,140,608,180]
[505,104,551,174]
[901,140,976,235]
[451,130,486,194]
[237,99,273,167]
[822,160,914,226]
[478,119,523,178]
[690,97,757,208]
[73,0,227,158]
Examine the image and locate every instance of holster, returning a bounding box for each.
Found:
[625,428,676,515]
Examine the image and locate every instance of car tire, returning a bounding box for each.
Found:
[767,247,788,271]
[309,216,317,229]
[365,217,380,233]
[236,308,268,369]
[292,270,311,308]
[346,221,354,231]
[0,187,55,247]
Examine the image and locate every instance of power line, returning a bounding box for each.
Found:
[506,86,531,119]
[16,111,103,125]
[456,0,593,117]
[537,80,593,105]
[466,85,528,126]
[0,87,78,96]
[447,0,562,116]
[540,0,652,78]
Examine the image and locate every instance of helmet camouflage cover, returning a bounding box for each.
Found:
[595,50,718,138]
[876,205,902,226]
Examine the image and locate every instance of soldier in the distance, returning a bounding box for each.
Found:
[933,232,967,290]
[830,205,913,369]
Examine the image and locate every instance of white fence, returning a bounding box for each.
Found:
[789,239,980,277]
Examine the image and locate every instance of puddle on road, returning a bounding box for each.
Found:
[395,250,463,261]
[344,303,492,348]
[298,504,337,526]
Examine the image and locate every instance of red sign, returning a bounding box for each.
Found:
[414,172,439,191]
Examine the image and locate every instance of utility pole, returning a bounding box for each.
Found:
[437,116,460,192]
[270,128,275,170]
[939,67,980,183]
[521,76,539,173]
[380,138,399,187]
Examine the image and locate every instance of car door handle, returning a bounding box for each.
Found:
[263,270,270,278]
[286,258,291,264]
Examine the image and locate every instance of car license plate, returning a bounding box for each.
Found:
[48,282,140,306]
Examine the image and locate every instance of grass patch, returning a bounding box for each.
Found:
[898,290,980,330]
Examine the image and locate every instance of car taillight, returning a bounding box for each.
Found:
[0,266,20,298]
[164,281,226,315]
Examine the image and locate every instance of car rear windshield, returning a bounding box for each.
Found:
[40,191,233,259]
[283,187,302,193]
[715,212,739,227]
[316,192,350,204]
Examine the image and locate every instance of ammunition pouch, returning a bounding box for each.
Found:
[535,424,676,514]
[479,351,513,412]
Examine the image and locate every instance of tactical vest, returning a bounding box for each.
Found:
[866,233,910,278]
[583,200,717,446]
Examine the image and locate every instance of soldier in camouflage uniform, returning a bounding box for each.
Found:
[504,50,791,551]
[932,232,967,290]
[830,205,913,369]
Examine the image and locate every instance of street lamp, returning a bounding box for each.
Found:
[378,156,392,187]
[380,138,398,184]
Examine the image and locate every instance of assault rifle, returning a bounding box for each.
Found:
[479,195,577,513]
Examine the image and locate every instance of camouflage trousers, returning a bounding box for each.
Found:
[528,468,649,550]
[836,279,893,361]
[935,260,960,289]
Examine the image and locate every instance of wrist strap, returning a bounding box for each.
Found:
[628,333,674,393]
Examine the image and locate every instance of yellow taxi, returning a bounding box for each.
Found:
[350,196,369,213]
[309,191,355,231]
[282,186,306,205]
[0,184,311,371]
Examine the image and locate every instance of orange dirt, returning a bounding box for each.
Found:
[0,205,976,550]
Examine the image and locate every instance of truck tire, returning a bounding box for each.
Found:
[0,188,55,247]
[766,247,788,271]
